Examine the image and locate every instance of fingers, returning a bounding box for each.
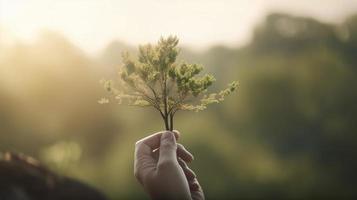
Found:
[189,178,201,191]
[172,130,180,139]
[134,131,179,183]
[137,131,180,151]
[152,143,194,162]
[178,158,204,199]
[178,158,196,181]
[190,179,205,200]
[158,131,177,165]
[177,143,194,162]
[134,142,155,184]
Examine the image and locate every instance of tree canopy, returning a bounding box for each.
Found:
[101,36,238,130]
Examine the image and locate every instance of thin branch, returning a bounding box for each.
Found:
[169,113,174,131]
[147,84,159,101]
[168,93,187,114]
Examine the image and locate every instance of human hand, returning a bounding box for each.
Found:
[134,131,204,200]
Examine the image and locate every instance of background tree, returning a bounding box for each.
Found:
[101,36,238,131]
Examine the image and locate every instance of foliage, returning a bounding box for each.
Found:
[101,36,238,131]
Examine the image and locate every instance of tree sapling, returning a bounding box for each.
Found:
[100,36,238,131]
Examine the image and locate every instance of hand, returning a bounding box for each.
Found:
[134,131,204,200]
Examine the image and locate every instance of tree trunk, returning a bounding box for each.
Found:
[164,115,169,130]
[169,113,174,131]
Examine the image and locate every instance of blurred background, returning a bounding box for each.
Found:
[1,0,357,199]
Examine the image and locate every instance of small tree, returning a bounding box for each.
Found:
[100,36,238,131]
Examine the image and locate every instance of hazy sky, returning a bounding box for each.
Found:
[1,0,357,53]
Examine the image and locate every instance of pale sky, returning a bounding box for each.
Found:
[1,0,357,53]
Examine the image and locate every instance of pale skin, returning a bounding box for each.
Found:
[134,131,205,200]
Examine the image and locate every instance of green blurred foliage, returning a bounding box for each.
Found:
[1,13,357,199]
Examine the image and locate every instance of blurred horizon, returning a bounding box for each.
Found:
[1,0,357,53]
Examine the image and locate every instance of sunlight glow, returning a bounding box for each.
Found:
[1,0,357,53]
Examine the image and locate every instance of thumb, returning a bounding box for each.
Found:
[158,131,177,165]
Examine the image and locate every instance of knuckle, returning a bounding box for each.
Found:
[135,140,142,148]
[177,143,184,149]
[177,157,186,166]
[134,141,146,155]
[187,168,196,178]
